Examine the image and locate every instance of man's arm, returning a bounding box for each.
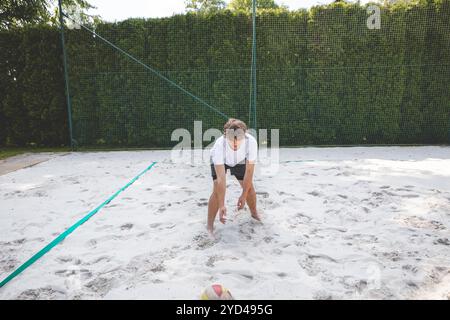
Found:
[238,160,255,210]
[214,164,227,223]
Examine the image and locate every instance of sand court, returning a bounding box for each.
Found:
[0,147,449,299]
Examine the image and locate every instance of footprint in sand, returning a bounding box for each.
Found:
[85,277,115,297]
[434,238,450,246]
[263,236,273,244]
[395,187,413,192]
[256,191,269,198]
[56,256,82,266]
[120,223,133,230]
[325,209,340,215]
[379,251,402,262]
[193,233,216,250]
[240,273,254,281]
[56,256,73,263]
[86,239,98,247]
[96,234,123,243]
[6,190,24,196]
[0,258,19,273]
[343,233,378,243]
[125,252,168,279]
[261,199,280,210]
[307,190,323,197]
[341,277,369,295]
[277,191,295,197]
[335,171,352,177]
[33,190,48,197]
[0,238,26,246]
[150,222,162,228]
[197,199,208,207]
[298,254,338,277]
[371,191,384,198]
[54,268,93,281]
[400,216,446,230]
[313,291,333,300]
[401,194,421,198]
[402,264,419,273]
[288,212,312,228]
[17,287,66,300]
[206,255,223,267]
[105,203,121,209]
[88,255,112,265]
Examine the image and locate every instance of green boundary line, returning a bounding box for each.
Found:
[0,161,157,289]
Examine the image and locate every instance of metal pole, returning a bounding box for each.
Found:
[58,0,74,150]
[251,0,257,132]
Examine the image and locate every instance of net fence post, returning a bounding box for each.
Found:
[252,0,257,133]
[58,0,74,150]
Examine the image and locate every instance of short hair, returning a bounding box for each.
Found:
[223,118,247,139]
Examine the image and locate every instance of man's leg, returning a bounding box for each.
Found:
[238,180,260,220]
[207,180,219,233]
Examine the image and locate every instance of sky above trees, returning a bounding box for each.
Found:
[87,0,375,22]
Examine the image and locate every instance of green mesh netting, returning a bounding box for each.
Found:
[62,1,450,148]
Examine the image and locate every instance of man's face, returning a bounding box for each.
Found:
[226,129,245,151]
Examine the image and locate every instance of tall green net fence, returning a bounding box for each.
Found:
[64,12,252,147]
[61,1,450,148]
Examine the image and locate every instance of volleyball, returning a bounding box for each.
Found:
[200,284,234,300]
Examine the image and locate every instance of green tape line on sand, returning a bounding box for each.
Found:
[0,161,157,289]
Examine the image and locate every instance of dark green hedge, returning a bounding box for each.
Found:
[0,26,68,147]
[1,1,449,147]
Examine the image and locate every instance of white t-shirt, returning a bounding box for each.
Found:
[210,133,258,167]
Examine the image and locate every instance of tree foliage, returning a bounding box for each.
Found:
[0,0,94,30]
[185,0,226,13]
[228,0,281,11]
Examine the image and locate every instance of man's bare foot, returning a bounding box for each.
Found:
[250,211,262,222]
[207,226,215,238]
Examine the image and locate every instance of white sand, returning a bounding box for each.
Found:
[0,147,449,300]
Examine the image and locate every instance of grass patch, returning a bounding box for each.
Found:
[0,147,70,160]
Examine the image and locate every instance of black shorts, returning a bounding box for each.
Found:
[211,163,246,181]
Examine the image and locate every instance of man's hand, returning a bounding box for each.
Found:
[219,206,227,224]
[237,194,246,210]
